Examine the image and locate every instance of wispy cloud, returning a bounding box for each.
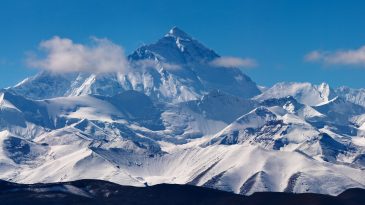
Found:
[209,56,257,68]
[27,36,129,73]
[305,46,365,67]
[132,59,181,71]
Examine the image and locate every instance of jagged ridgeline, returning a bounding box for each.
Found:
[0,27,364,196]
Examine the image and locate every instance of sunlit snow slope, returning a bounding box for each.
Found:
[1,27,365,196]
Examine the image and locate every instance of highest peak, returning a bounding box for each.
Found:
[165,26,192,39]
[129,26,219,63]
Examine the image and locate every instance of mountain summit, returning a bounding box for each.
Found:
[2,28,365,197]
[129,26,218,64]
[10,27,261,101]
[165,26,193,39]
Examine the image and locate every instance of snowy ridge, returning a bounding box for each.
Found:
[255,82,334,106]
[0,27,365,196]
[10,27,260,102]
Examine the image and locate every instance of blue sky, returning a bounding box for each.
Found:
[1,0,365,88]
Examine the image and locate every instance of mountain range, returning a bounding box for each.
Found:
[0,27,364,197]
[1,179,364,205]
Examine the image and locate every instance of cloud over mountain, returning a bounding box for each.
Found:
[209,56,257,68]
[27,36,129,73]
[305,46,365,67]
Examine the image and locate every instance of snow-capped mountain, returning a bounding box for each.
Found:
[256,81,365,108]
[334,86,365,107]
[0,27,365,196]
[10,27,260,103]
[254,82,334,106]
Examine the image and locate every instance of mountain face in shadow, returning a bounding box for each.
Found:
[0,179,363,205]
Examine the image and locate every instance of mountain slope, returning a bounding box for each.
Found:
[0,179,364,205]
[255,82,333,106]
[1,89,364,196]
[0,27,364,198]
[335,86,365,107]
[9,27,260,102]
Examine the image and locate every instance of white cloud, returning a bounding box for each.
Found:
[305,46,365,67]
[27,36,129,73]
[209,56,257,68]
[132,59,181,71]
[161,62,181,70]
[131,59,156,69]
